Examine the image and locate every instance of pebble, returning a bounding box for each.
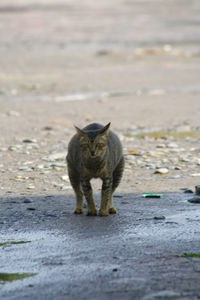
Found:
[23,138,37,143]
[174,166,181,170]
[146,164,156,169]
[27,185,35,190]
[8,145,23,151]
[23,198,33,203]
[183,189,193,194]
[43,126,53,131]
[34,164,46,170]
[154,168,169,175]
[188,197,200,204]
[60,185,72,191]
[18,166,32,172]
[61,175,69,182]
[53,183,64,188]
[15,175,29,181]
[190,173,200,177]
[154,216,166,220]
[7,111,21,117]
[168,175,181,179]
[167,143,178,148]
[113,194,123,198]
[156,144,166,148]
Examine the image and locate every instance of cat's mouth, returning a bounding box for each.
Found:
[90,154,97,158]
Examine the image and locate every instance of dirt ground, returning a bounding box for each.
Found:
[0,1,200,299]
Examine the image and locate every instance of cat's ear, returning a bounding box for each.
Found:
[75,126,85,138]
[99,122,111,136]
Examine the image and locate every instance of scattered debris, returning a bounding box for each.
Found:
[143,193,163,198]
[181,253,200,258]
[154,168,169,175]
[0,272,36,282]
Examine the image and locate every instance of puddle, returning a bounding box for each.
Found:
[0,273,37,282]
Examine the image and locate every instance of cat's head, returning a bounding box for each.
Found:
[75,123,110,159]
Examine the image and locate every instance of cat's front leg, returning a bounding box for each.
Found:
[81,179,97,216]
[99,177,112,216]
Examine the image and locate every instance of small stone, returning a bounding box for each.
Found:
[169,175,181,179]
[190,173,200,177]
[146,164,156,169]
[60,185,72,191]
[61,175,69,182]
[53,183,64,188]
[18,166,32,172]
[8,146,18,151]
[27,185,35,190]
[154,168,169,175]
[15,175,29,181]
[34,164,45,170]
[27,207,36,210]
[174,166,181,170]
[167,143,178,148]
[7,111,20,117]
[184,189,193,194]
[156,144,166,148]
[23,138,37,143]
[113,193,123,198]
[121,201,129,204]
[180,157,190,162]
[23,198,32,203]
[43,126,53,131]
[188,197,200,204]
[154,216,166,220]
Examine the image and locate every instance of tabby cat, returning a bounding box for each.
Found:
[66,123,124,216]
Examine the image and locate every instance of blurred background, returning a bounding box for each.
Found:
[0,0,200,103]
[1,0,200,194]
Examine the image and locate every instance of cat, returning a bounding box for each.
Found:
[66,122,124,216]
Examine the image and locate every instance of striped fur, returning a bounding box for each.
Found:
[66,123,124,216]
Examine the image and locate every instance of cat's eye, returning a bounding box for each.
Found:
[97,143,105,149]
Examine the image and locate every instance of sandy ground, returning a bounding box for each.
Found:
[0,1,200,299]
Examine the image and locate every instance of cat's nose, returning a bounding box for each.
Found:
[91,150,95,156]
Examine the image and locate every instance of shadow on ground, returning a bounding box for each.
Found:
[0,192,200,300]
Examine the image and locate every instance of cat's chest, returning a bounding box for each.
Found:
[83,161,108,179]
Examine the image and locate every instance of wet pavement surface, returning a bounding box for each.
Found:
[1,192,200,299]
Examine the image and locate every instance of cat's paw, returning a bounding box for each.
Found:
[109,206,117,214]
[87,209,97,216]
[73,207,84,214]
[99,209,109,216]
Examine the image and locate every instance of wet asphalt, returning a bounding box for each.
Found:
[0,192,200,300]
